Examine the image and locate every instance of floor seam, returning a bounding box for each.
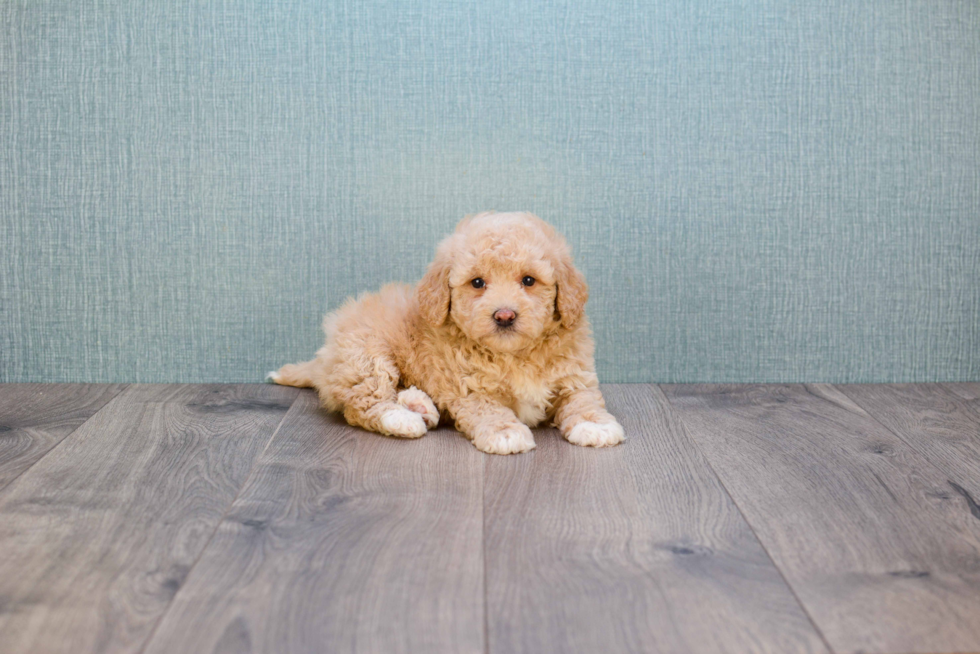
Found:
[655,383,838,654]
[135,386,303,654]
[0,383,131,500]
[833,383,980,503]
[938,382,979,403]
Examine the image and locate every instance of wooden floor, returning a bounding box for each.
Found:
[0,384,978,654]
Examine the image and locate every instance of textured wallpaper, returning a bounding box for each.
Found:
[1,0,978,383]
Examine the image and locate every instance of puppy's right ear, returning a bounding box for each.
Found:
[416,238,454,326]
[553,240,589,329]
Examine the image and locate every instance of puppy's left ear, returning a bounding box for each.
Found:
[416,237,454,326]
[554,245,589,328]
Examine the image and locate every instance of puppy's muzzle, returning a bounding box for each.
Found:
[493,308,517,327]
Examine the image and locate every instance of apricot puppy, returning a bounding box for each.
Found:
[269,211,624,454]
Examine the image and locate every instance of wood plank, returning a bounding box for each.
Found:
[838,384,980,502]
[942,382,980,402]
[0,383,297,654]
[0,384,126,490]
[484,384,828,654]
[143,389,485,654]
[662,383,980,654]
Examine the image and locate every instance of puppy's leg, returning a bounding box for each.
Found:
[308,350,426,439]
[397,386,440,428]
[449,395,536,455]
[553,387,625,448]
[335,375,429,440]
[366,402,429,439]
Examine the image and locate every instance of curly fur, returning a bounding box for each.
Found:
[269,211,624,454]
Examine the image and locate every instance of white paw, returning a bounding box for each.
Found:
[397,386,440,428]
[265,370,281,384]
[474,423,536,455]
[566,421,625,448]
[380,408,428,439]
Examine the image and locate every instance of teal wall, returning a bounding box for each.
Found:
[2,1,978,383]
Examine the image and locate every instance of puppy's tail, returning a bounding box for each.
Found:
[266,358,318,388]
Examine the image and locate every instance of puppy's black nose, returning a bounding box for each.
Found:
[493,308,517,327]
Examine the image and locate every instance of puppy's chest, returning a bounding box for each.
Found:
[473,373,554,427]
[459,356,561,427]
[508,380,554,427]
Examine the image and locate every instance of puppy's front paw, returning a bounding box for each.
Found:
[397,386,440,428]
[565,420,625,448]
[380,408,428,439]
[473,422,536,455]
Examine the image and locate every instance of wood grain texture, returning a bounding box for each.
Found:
[483,384,828,654]
[838,384,980,502]
[0,384,126,490]
[662,383,980,654]
[942,382,980,402]
[143,389,485,654]
[0,383,297,654]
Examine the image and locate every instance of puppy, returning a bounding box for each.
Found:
[268,211,624,454]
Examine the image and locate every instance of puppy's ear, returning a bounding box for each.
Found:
[554,246,589,328]
[416,237,454,326]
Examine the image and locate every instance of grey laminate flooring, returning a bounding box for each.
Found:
[0,383,977,654]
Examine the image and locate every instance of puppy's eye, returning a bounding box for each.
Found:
[471,278,485,289]
[522,276,536,287]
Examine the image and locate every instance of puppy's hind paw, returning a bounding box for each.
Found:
[380,408,428,439]
[565,421,625,448]
[397,386,440,428]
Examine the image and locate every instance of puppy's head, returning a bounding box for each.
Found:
[416,212,588,352]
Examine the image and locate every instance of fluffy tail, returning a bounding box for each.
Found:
[266,358,318,388]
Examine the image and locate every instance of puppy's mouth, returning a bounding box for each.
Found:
[493,322,518,334]
[484,324,526,351]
